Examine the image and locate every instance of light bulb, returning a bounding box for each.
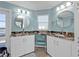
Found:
[56,7,60,11]
[27,11,30,16]
[66,2,72,6]
[22,10,25,14]
[60,5,65,9]
[17,9,21,13]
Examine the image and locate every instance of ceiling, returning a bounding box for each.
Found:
[7,1,63,10]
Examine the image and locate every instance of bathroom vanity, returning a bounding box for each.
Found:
[10,32,35,57]
[47,32,74,57]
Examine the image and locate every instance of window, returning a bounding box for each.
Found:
[38,15,48,30]
[0,14,6,36]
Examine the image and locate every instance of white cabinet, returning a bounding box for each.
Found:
[11,36,24,57]
[47,36,56,56]
[23,35,35,54]
[11,35,35,57]
[47,35,73,57]
[53,37,59,57]
[60,38,72,57]
[55,38,72,57]
[47,36,53,56]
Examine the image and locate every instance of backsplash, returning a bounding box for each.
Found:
[11,31,74,41]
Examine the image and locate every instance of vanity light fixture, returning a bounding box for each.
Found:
[16,9,30,16]
[16,9,26,19]
[66,2,72,7]
[16,9,26,15]
[56,2,73,11]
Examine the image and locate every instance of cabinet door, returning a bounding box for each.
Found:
[59,39,72,57]
[47,36,54,56]
[47,36,51,55]
[47,36,72,57]
[53,37,59,57]
[23,35,35,54]
[27,35,35,53]
[22,36,28,55]
[50,36,56,56]
[11,37,24,57]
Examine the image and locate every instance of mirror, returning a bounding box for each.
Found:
[24,17,30,28]
[15,16,30,29]
[15,18,23,29]
[57,10,74,28]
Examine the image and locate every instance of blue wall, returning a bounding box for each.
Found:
[0,2,74,32]
[34,9,50,31]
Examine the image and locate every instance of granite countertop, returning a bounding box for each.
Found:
[11,32,74,41]
[48,34,74,41]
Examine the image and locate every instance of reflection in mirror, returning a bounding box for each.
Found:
[57,11,74,28]
[0,14,6,37]
[15,15,30,30]
[15,18,23,29]
[24,17,30,28]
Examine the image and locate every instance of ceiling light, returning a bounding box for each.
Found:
[66,2,72,6]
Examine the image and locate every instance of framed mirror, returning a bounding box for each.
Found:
[15,16,30,30]
[57,10,74,28]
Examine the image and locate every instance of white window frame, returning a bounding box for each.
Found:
[37,15,49,31]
